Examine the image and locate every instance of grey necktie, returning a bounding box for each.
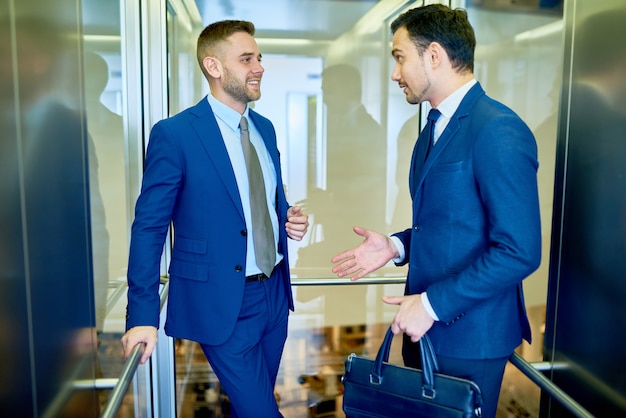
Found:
[240,116,276,277]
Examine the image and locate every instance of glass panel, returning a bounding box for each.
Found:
[82,0,134,413]
[167,4,206,115]
[82,0,128,333]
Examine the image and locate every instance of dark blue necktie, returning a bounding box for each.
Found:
[424,108,441,160]
[412,108,441,178]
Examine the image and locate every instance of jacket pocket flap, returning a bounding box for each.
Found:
[169,260,210,281]
[175,236,207,254]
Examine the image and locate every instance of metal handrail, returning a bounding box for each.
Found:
[105,277,130,317]
[100,277,170,418]
[101,275,598,418]
[291,276,406,286]
[509,353,594,418]
[100,342,146,418]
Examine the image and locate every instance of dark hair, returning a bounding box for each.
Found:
[391,4,475,74]
[196,20,255,76]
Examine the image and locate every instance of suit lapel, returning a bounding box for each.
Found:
[189,98,245,220]
[409,128,428,199]
[413,83,485,194]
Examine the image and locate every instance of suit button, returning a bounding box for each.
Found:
[241,230,247,236]
[235,265,243,272]
[413,225,421,231]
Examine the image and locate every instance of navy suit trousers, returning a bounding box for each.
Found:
[200,268,288,418]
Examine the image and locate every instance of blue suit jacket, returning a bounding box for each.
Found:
[126,97,293,346]
[394,83,541,359]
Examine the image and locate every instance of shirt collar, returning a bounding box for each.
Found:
[436,79,477,120]
[206,93,249,131]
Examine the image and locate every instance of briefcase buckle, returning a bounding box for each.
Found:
[422,387,436,399]
[369,374,382,385]
[345,353,355,373]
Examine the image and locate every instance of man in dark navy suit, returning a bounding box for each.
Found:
[121,20,308,417]
[331,5,541,417]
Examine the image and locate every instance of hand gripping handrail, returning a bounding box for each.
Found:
[100,277,170,418]
[100,341,146,417]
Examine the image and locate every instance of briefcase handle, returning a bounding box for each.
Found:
[372,327,439,397]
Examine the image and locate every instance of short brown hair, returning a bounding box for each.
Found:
[196,20,255,77]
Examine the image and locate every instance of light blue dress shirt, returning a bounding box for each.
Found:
[207,94,282,276]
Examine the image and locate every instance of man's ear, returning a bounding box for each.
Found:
[202,56,221,78]
[427,42,446,69]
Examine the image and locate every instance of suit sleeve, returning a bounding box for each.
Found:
[391,228,412,266]
[427,114,542,322]
[126,120,183,330]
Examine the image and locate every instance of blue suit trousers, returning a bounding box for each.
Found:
[200,269,288,418]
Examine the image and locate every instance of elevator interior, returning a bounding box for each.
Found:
[2,0,625,416]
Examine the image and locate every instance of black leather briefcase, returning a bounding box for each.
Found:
[342,327,483,417]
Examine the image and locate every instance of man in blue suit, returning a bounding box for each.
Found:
[331,5,541,417]
[121,20,308,417]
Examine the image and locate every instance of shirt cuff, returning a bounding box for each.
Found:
[421,292,439,321]
[390,235,405,263]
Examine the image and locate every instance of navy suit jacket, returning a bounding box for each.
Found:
[394,83,541,359]
[126,97,293,346]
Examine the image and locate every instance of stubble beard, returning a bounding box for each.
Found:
[405,80,431,105]
[405,60,431,105]
[223,68,261,104]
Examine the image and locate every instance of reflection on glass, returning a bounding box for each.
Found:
[391,109,420,233]
[82,6,129,314]
[81,0,133,413]
[0,11,98,416]
[84,51,114,335]
[296,64,387,272]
